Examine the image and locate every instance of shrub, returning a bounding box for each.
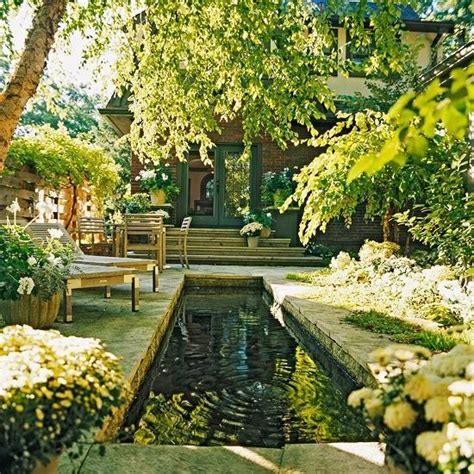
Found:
[0,325,128,473]
[135,163,179,199]
[243,209,273,228]
[261,167,299,207]
[348,344,474,473]
[115,193,151,214]
[0,225,74,301]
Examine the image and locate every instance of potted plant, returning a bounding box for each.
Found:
[348,343,473,474]
[261,166,299,207]
[0,325,128,473]
[135,163,179,205]
[240,222,263,248]
[243,210,273,238]
[0,225,74,329]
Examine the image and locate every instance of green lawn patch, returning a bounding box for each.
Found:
[344,310,460,352]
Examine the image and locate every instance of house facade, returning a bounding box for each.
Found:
[100,9,453,247]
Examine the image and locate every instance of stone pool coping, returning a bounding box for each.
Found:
[56,264,390,473]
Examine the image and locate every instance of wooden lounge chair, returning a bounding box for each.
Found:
[65,264,139,323]
[27,223,159,292]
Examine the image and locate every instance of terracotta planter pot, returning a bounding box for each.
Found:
[33,455,59,474]
[247,236,259,248]
[0,293,61,329]
[260,227,271,238]
[150,189,167,205]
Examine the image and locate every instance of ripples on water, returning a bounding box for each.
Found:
[130,290,369,447]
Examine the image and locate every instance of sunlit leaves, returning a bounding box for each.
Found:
[348,65,474,182]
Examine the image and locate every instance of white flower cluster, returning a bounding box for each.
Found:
[318,241,473,324]
[349,344,474,472]
[136,169,157,181]
[17,277,35,295]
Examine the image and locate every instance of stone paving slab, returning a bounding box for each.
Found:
[68,442,385,474]
[78,444,283,474]
[280,443,385,473]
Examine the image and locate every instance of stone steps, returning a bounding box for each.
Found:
[166,236,292,248]
[167,254,323,266]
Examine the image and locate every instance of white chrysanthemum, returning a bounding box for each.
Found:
[365,396,384,419]
[27,256,37,266]
[416,431,447,466]
[347,387,374,408]
[404,372,438,403]
[383,401,417,431]
[329,251,352,271]
[425,396,452,423]
[17,277,35,295]
[449,380,474,397]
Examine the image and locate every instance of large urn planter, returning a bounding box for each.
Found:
[150,189,167,205]
[247,236,259,248]
[0,293,61,329]
[260,227,271,238]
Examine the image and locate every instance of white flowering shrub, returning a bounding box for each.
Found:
[134,162,179,198]
[0,325,129,473]
[310,241,472,325]
[329,251,353,271]
[0,225,74,302]
[348,344,473,473]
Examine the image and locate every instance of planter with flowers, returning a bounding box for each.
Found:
[135,163,180,205]
[240,222,263,248]
[0,225,74,328]
[243,210,273,238]
[348,343,474,474]
[0,325,128,473]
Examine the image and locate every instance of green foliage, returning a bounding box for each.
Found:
[261,167,299,207]
[243,209,273,228]
[394,137,473,268]
[348,65,474,181]
[115,193,151,214]
[0,225,74,301]
[20,83,99,137]
[115,0,415,163]
[344,311,459,352]
[6,126,120,208]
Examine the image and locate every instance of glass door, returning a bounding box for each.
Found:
[217,145,251,226]
[178,145,260,227]
[183,150,218,226]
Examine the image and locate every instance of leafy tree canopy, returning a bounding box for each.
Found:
[113,0,416,163]
[6,126,120,207]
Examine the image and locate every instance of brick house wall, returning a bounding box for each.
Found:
[130,118,396,249]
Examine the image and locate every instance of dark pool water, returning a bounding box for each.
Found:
[127,290,369,447]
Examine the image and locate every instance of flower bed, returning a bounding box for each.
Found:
[287,241,472,351]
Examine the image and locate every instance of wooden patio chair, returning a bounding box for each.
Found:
[64,264,139,323]
[178,217,192,269]
[77,217,113,256]
[123,214,165,271]
[27,223,159,292]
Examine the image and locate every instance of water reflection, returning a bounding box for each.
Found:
[132,291,369,447]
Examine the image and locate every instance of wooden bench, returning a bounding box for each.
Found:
[65,264,140,323]
[27,223,159,292]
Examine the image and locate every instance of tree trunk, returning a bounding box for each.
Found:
[382,208,392,242]
[0,0,69,171]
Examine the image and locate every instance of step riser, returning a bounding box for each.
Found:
[167,248,305,255]
[167,256,323,266]
[166,240,292,248]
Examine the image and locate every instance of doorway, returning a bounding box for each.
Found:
[177,144,260,227]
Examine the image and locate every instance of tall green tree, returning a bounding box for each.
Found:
[1,0,416,171]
